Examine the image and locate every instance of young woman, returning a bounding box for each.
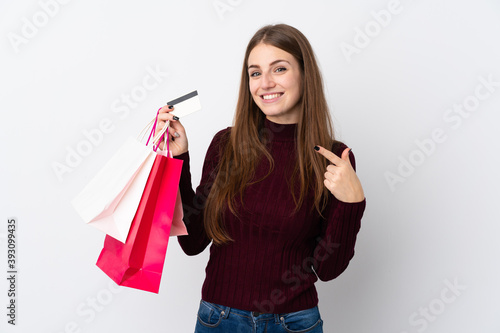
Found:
[156,24,366,333]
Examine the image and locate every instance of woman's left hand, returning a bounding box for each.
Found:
[314,146,365,203]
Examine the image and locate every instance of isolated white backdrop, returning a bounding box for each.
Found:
[1,0,499,332]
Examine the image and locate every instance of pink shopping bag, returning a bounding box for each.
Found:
[96,151,184,293]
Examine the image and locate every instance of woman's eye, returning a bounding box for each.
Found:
[250,72,261,77]
[275,67,287,73]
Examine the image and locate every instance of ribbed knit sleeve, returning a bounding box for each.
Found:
[176,128,230,256]
[312,147,366,281]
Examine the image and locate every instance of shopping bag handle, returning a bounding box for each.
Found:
[137,117,158,144]
[154,124,170,154]
[144,107,170,154]
[136,107,171,154]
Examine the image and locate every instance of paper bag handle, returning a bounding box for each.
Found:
[145,107,170,153]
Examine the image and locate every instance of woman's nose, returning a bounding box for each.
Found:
[260,73,276,89]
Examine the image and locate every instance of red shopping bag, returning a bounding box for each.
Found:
[96,152,183,293]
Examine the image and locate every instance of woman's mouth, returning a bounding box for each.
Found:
[261,93,284,102]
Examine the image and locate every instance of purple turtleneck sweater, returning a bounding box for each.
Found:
[175,118,366,313]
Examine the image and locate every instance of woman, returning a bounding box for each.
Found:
[156,24,365,333]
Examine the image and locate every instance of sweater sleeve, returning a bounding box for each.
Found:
[175,128,230,256]
[312,145,366,281]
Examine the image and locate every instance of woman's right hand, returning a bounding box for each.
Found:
[154,105,188,156]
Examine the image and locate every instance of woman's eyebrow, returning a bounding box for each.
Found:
[248,59,290,70]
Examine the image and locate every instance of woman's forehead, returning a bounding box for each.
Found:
[247,43,297,66]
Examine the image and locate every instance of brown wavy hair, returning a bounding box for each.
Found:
[204,24,336,245]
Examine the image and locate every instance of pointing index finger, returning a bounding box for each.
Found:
[314,145,342,165]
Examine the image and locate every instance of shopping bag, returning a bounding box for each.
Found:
[71,137,155,243]
[96,149,184,293]
[71,111,171,243]
[158,148,188,237]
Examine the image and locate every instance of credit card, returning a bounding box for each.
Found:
[167,90,201,118]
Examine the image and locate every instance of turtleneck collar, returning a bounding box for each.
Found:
[263,117,297,142]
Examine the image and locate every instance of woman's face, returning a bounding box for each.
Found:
[247,43,303,124]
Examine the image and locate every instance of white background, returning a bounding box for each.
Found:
[1,0,499,332]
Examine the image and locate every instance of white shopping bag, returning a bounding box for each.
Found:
[72,96,196,243]
[71,137,156,243]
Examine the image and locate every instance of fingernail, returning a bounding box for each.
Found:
[174,132,180,138]
[173,116,179,121]
[314,146,319,151]
[168,105,174,109]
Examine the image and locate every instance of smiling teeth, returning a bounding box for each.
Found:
[263,93,282,100]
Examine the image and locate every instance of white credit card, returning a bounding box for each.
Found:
[167,90,201,118]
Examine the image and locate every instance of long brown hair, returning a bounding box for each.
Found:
[204,24,336,245]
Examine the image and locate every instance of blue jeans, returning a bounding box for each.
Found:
[194,300,324,333]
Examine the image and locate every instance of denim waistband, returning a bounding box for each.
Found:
[201,300,319,324]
